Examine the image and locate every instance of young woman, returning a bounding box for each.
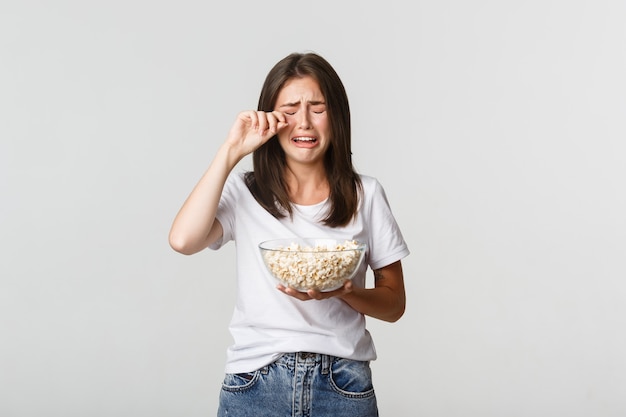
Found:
[169,52,409,417]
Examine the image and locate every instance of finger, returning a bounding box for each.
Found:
[265,112,279,134]
[245,110,259,130]
[313,281,351,299]
[271,110,289,126]
[267,112,288,134]
[256,111,271,134]
[306,289,323,300]
[277,285,312,301]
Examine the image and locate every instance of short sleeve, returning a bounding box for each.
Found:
[208,173,240,250]
[365,179,410,270]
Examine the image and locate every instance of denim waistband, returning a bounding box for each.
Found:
[271,352,332,375]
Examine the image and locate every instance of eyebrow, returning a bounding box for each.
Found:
[278,100,326,108]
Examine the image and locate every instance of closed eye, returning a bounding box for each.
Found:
[281,106,297,115]
[312,105,326,114]
[278,101,326,116]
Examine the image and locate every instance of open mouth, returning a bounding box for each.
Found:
[292,136,317,144]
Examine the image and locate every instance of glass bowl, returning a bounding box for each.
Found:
[259,238,366,292]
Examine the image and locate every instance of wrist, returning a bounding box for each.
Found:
[216,142,245,170]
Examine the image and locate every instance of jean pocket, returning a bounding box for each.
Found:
[221,371,259,392]
[329,358,376,398]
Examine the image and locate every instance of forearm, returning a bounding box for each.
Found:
[279,261,407,321]
[340,261,406,322]
[168,144,241,255]
[340,285,406,323]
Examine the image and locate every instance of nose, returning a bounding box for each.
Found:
[297,110,312,129]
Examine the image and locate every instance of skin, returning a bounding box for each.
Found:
[169,75,405,323]
[276,76,332,205]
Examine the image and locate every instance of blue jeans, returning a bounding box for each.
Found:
[217,352,378,417]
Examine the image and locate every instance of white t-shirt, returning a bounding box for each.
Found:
[210,172,410,373]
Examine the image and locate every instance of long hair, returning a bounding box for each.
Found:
[244,52,362,227]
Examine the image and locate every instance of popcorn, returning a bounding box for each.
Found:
[261,240,364,291]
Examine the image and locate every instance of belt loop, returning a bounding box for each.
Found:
[321,354,330,375]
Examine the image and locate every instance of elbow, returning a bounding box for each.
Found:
[383,295,406,323]
[168,231,198,256]
[385,303,406,323]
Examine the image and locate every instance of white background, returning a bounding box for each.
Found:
[1,1,625,416]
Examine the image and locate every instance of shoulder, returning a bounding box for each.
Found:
[357,174,395,211]
[358,174,379,188]
[220,170,252,203]
[358,174,385,195]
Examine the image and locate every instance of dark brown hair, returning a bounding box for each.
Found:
[244,52,362,227]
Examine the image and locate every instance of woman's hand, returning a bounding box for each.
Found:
[225,110,288,160]
[276,261,406,323]
[169,110,288,255]
[276,280,354,301]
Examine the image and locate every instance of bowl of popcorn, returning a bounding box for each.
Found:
[259,238,367,292]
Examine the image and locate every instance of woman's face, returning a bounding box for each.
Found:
[274,76,331,167]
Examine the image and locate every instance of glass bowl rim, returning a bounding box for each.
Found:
[258,237,367,253]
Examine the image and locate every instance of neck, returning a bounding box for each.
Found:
[284,164,329,205]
